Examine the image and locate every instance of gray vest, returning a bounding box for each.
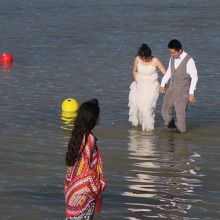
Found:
[169,54,191,90]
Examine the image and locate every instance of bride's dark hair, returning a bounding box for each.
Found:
[137,44,152,60]
[65,99,100,167]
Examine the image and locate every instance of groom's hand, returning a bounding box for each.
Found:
[159,86,166,93]
[188,94,196,103]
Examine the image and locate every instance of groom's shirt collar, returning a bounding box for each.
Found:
[174,51,187,69]
[177,50,187,60]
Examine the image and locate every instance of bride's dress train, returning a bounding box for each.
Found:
[128,60,159,131]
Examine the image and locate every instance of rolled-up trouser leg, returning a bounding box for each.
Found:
[161,92,174,126]
[174,93,188,132]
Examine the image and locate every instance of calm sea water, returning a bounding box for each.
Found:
[0,0,220,219]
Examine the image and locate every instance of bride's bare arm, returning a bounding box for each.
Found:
[132,57,139,81]
[154,57,166,74]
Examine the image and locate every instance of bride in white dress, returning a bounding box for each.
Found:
[128,44,166,131]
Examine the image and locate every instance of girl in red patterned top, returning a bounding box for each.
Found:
[64,99,106,220]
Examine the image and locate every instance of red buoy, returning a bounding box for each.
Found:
[0,53,13,63]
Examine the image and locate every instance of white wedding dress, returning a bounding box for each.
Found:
[128,57,159,131]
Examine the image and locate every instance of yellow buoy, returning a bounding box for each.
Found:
[60,98,79,130]
[61,98,79,112]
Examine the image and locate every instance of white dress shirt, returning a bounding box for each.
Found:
[161,51,198,94]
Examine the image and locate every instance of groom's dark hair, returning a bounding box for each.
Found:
[168,39,182,51]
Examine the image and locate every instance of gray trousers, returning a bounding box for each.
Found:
[162,87,189,132]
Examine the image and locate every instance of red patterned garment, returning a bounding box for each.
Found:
[64,133,106,218]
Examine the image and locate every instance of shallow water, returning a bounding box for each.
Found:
[0,0,220,219]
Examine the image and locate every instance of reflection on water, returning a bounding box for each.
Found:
[60,111,77,131]
[124,129,159,200]
[0,64,12,83]
[124,129,202,219]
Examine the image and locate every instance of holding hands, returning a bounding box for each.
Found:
[159,86,166,93]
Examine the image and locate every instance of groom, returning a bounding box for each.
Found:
[160,39,198,133]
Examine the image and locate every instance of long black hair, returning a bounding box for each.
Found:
[137,44,152,60]
[65,98,100,167]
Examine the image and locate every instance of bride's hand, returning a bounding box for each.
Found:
[134,76,138,83]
